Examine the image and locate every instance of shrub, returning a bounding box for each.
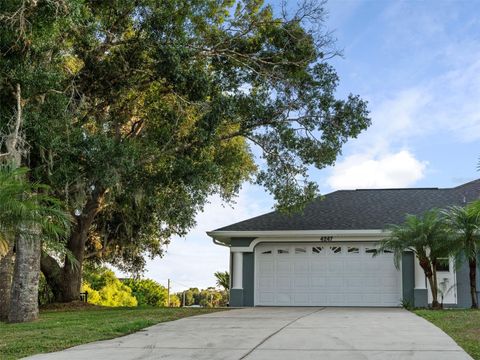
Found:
[122,278,168,307]
[81,267,137,307]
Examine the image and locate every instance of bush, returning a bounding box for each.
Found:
[122,278,168,307]
[81,267,137,307]
[38,273,55,305]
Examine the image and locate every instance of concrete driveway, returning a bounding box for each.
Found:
[27,307,472,360]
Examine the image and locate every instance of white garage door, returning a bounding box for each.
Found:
[255,243,401,307]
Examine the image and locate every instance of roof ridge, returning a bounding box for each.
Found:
[354,187,439,191]
[453,178,480,189]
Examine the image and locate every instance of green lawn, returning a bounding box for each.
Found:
[0,306,225,360]
[415,309,480,360]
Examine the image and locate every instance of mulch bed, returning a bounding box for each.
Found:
[40,301,103,311]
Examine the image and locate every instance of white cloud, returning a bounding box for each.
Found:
[325,30,480,192]
[327,150,427,190]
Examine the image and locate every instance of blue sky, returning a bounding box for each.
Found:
[133,1,480,292]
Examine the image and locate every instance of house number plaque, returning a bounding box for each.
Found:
[320,236,333,242]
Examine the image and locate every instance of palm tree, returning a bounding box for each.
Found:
[214,271,230,291]
[378,210,451,309]
[442,202,480,309]
[0,165,71,322]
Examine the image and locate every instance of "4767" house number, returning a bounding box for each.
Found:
[320,236,333,242]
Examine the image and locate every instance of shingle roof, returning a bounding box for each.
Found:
[214,179,480,231]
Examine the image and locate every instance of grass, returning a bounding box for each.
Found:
[415,309,480,360]
[0,305,225,360]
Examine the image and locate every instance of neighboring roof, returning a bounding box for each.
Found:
[213,179,480,232]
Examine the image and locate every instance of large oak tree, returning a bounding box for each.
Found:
[1,0,370,303]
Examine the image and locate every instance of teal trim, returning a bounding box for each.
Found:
[455,258,471,308]
[453,254,480,308]
[414,288,428,307]
[402,252,414,305]
[243,253,254,306]
[230,289,244,307]
[231,237,256,247]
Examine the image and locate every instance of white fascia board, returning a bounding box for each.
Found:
[207,229,390,249]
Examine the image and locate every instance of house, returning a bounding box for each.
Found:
[208,179,480,308]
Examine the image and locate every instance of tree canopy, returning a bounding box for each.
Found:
[1,0,370,302]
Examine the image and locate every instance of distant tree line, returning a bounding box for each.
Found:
[37,266,229,309]
[174,287,228,308]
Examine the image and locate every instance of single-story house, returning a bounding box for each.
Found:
[208,179,480,308]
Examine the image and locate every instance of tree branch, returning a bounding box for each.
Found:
[0,84,23,164]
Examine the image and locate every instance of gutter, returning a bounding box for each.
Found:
[207,229,390,249]
[212,237,230,248]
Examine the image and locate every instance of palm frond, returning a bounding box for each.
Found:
[0,165,72,251]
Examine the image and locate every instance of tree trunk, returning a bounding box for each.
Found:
[426,274,440,309]
[59,229,87,302]
[469,258,478,309]
[419,257,440,309]
[8,234,41,323]
[41,227,88,302]
[431,265,441,309]
[40,189,105,302]
[0,247,15,321]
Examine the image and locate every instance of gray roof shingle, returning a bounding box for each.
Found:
[214,179,480,231]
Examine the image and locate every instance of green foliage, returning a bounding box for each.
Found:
[0,165,72,256]
[123,278,168,307]
[38,273,55,306]
[441,201,480,308]
[81,267,137,307]
[380,210,451,269]
[214,271,230,291]
[169,294,181,308]
[177,287,227,307]
[379,209,451,308]
[2,0,370,277]
[400,298,413,310]
[415,309,480,360]
[442,202,480,264]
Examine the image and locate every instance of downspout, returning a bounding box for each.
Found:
[212,238,230,248]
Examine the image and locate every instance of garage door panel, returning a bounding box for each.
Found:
[381,278,399,290]
[328,263,344,273]
[293,293,310,305]
[327,294,345,305]
[363,261,379,272]
[259,292,274,303]
[258,261,274,273]
[363,293,382,304]
[310,261,328,272]
[275,293,291,305]
[309,293,327,304]
[345,294,364,305]
[345,259,363,273]
[311,276,327,288]
[326,276,344,289]
[344,277,365,290]
[293,261,309,274]
[381,293,399,305]
[255,243,401,307]
[258,276,274,289]
[275,276,292,289]
[276,260,292,273]
[293,276,309,289]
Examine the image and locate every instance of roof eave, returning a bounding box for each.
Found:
[207,229,389,247]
